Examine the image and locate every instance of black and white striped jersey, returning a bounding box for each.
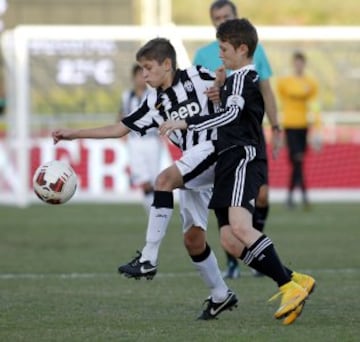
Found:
[122,66,218,151]
[120,89,159,138]
[185,64,265,154]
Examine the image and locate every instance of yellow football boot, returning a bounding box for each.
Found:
[282,272,316,325]
[282,302,305,325]
[292,272,316,294]
[270,281,309,319]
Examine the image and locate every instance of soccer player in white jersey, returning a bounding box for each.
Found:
[119,64,162,214]
[52,38,237,320]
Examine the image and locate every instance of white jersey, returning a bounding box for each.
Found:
[122,66,218,151]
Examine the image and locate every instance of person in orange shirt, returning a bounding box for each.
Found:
[277,51,321,208]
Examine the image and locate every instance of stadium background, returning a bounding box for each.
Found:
[0,1,359,341]
[0,0,359,205]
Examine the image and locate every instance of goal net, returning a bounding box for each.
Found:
[0,25,359,206]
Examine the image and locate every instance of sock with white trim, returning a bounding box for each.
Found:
[241,235,291,287]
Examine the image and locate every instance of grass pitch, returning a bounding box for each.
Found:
[0,203,359,341]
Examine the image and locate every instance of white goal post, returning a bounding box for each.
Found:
[1,24,360,206]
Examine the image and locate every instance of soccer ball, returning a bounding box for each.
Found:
[33,160,78,205]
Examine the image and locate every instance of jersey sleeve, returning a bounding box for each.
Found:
[192,65,216,81]
[308,77,321,129]
[276,77,288,102]
[186,72,248,131]
[121,91,162,136]
[254,44,273,81]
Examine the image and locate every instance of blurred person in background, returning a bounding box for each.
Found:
[118,64,163,214]
[277,51,321,209]
[193,0,281,279]
[0,0,7,115]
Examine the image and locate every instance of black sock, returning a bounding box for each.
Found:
[240,235,291,287]
[252,206,269,232]
[240,248,294,278]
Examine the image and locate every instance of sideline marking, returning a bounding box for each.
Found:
[0,268,358,280]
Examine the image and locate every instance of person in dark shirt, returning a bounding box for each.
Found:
[160,18,315,325]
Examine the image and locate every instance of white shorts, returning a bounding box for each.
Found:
[175,141,216,190]
[179,188,212,233]
[127,136,162,186]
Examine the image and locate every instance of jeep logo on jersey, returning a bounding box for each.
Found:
[165,100,201,120]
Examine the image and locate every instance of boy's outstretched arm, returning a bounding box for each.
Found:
[52,122,131,144]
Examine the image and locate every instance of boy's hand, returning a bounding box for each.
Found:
[52,128,76,144]
[204,86,221,103]
[159,120,188,136]
[214,66,226,87]
[205,65,226,104]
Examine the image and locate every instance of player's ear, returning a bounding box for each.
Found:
[237,43,249,56]
[163,58,172,72]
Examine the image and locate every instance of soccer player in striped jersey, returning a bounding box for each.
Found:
[52,37,237,320]
[160,18,315,325]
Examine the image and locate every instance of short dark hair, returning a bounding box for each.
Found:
[131,64,142,77]
[216,18,258,58]
[136,38,177,70]
[210,0,237,17]
[293,51,306,63]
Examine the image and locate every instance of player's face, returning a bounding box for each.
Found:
[219,41,247,70]
[211,5,236,29]
[138,58,172,89]
[293,57,306,75]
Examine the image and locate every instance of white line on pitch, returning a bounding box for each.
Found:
[0,268,358,280]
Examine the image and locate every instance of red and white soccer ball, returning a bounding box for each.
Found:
[33,160,78,205]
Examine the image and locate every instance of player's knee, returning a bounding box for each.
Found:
[183,226,206,254]
[256,185,269,207]
[220,228,237,257]
[154,171,173,190]
[230,220,252,243]
[154,167,182,191]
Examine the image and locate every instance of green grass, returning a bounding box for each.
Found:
[0,203,359,341]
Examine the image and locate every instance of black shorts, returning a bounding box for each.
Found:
[209,146,265,214]
[285,128,308,157]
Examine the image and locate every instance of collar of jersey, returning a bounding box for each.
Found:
[157,69,182,93]
[230,64,256,75]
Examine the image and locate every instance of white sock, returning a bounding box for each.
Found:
[140,206,173,265]
[143,191,154,215]
[192,248,229,303]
